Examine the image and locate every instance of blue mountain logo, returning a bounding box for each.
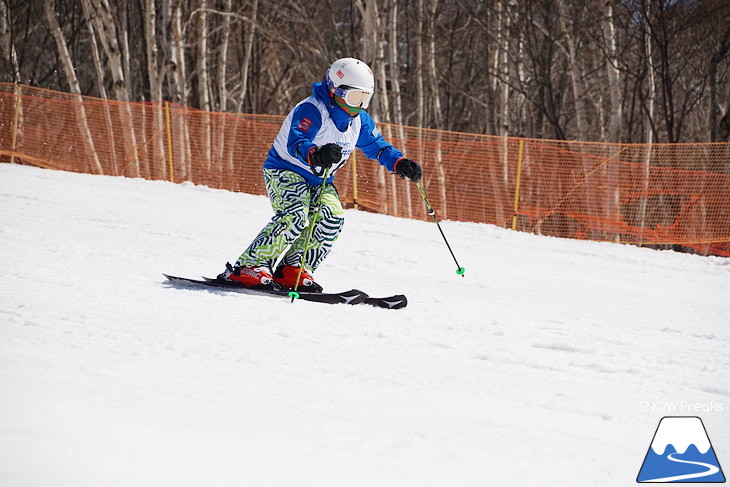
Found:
[637,416,725,483]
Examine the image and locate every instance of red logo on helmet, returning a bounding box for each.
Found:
[336,69,345,79]
[298,117,312,131]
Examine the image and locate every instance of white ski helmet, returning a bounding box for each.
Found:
[325,58,375,109]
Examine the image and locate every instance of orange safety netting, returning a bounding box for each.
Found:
[2,83,729,256]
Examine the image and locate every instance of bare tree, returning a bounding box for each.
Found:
[81,0,141,175]
[195,0,211,112]
[4,0,730,143]
[236,0,258,113]
[557,0,588,141]
[719,102,730,140]
[144,0,162,102]
[709,24,730,141]
[43,0,103,174]
[598,0,623,142]
[83,0,129,101]
[0,0,20,82]
[169,0,187,105]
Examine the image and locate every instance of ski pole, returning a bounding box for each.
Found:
[289,166,331,302]
[416,181,466,277]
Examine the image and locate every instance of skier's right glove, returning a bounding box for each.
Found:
[395,158,422,183]
[309,143,342,171]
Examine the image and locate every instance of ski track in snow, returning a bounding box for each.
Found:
[1,163,728,486]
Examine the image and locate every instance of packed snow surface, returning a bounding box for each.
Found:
[1,163,728,486]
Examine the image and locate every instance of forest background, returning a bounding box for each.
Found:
[2,0,730,144]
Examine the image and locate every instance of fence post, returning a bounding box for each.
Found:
[164,100,175,183]
[10,83,22,164]
[511,139,525,231]
[351,149,359,210]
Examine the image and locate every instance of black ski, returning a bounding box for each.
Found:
[364,295,408,310]
[198,276,407,309]
[164,274,367,305]
[164,274,407,308]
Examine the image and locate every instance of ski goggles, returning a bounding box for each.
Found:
[333,85,373,109]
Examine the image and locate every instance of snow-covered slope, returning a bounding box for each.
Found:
[1,163,728,486]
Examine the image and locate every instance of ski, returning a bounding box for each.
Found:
[164,274,366,305]
[199,276,407,309]
[363,294,408,310]
[163,274,406,308]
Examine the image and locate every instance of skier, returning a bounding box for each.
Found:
[218,57,422,292]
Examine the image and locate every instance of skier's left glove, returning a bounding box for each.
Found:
[395,158,422,183]
[309,143,342,170]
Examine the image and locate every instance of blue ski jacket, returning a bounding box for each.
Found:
[263,82,403,185]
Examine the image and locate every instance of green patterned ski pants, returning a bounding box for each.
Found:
[236,169,345,272]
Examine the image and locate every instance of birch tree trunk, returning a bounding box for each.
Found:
[120,0,132,102]
[82,0,141,176]
[355,0,378,66]
[218,0,232,113]
[355,0,382,122]
[169,1,190,179]
[709,26,730,142]
[600,0,622,142]
[499,1,511,181]
[0,0,20,83]
[645,24,656,146]
[196,0,212,172]
[556,0,598,236]
[427,0,442,129]
[599,0,623,240]
[374,13,389,125]
[81,0,107,99]
[143,0,167,179]
[719,102,730,141]
[44,0,81,96]
[44,0,104,175]
[237,0,258,113]
[160,0,171,79]
[196,0,211,112]
[354,0,391,213]
[557,0,587,141]
[81,0,120,174]
[145,0,162,102]
[84,0,128,101]
[640,13,656,234]
[416,0,425,129]
[492,0,503,134]
[388,0,403,127]
[426,0,447,219]
[388,0,411,217]
[170,1,186,105]
[216,0,232,182]
[497,0,513,225]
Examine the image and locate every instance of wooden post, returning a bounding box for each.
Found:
[511,139,525,231]
[10,83,21,164]
[164,100,175,183]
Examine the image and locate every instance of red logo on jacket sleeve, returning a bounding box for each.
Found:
[298,117,312,131]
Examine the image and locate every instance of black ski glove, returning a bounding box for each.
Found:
[309,143,342,170]
[395,158,422,183]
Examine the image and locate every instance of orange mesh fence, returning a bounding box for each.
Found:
[2,83,729,256]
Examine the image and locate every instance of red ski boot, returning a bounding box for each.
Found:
[273,265,323,293]
[218,262,279,289]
